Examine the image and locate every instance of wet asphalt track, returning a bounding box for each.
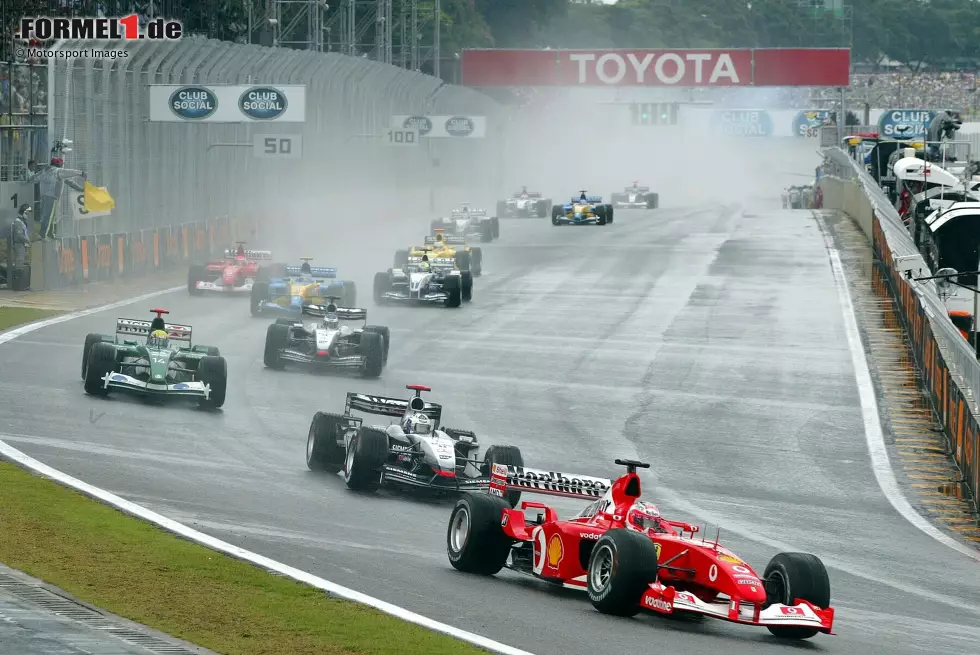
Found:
[4,204,980,655]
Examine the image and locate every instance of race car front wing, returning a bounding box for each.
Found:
[194,280,254,292]
[381,465,490,491]
[380,289,452,304]
[101,372,211,399]
[277,348,366,368]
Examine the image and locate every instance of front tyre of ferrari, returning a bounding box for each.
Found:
[82,333,105,380]
[264,323,289,369]
[481,445,523,507]
[362,325,390,365]
[307,411,347,472]
[187,265,207,295]
[196,355,228,408]
[359,331,384,378]
[344,426,387,491]
[763,552,831,640]
[84,343,117,396]
[447,493,512,575]
[587,529,660,617]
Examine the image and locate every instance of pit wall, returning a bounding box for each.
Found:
[820,148,980,513]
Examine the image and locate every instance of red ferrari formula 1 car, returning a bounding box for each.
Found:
[447,459,834,640]
[187,241,280,295]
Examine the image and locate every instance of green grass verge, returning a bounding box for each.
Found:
[0,306,62,330]
[0,462,489,655]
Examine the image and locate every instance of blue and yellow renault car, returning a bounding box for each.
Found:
[249,258,357,316]
[551,191,614,226]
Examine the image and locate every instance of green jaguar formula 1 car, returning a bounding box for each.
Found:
[81,308,228,408]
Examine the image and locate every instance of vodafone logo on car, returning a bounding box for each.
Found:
[560,50,750,86]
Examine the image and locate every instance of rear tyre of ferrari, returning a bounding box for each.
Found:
[344,426,388,491]
[373,272,391,305]
[587,529,660,617]
[362,325,390,365]
[264,323,289,370]
[447,492,513,575]
[307,411,348,472]
[250,281,269,317]
[82,333,106,380]
[763,553,831,640]
[551,205,563,225]
[187,265,207,295]
[481,445,523,507]
[359,331,384,378]
[84,343,117,396]
[461,271,473,302]
[197,355,228,409]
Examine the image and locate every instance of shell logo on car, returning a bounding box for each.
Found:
[547,534,564,568]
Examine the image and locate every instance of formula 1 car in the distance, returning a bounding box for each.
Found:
[397,230,483,277]
[552,191,614,226]
[497,187,552,218]
[187,242,281,295]
[263,298,389,378]
[81,308,227,408]
[610,182,659,209]
[447,459,834,641]
[374,252,472,308]
[430,203,499,242]
[250,258,357,316]
[305,384,524,501]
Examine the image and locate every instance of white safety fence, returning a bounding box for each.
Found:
[47,36,509,237]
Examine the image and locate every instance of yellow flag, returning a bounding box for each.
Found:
[83,180,115,213]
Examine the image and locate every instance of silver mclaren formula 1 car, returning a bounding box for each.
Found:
[305,384,525,503]
[610,182,659,209]
[497,188,552,218]
[262,299,389,378]
[373,254,473,308]
[430,203,499,242]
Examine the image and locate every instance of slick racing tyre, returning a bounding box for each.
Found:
[359,331,385,378]
[373,271,391,305]
[587,529,660,617]
[197,355,228,409]
[762,553,831,640]
[604,204,614,224]
[307,411,348,472]
[551,205,563,225]
[82,333,106,380]
[187,265,207,295]
[362,325,391,365]
[469,248,482,277]
[344,426,388,491]
[250,281,270,317]
[537,200,550,218]
[491,216,500,238]
[461,271,473,302]
[646,193,659,209]
[84,342,117,396]
[481,445,523,507]
[443,275,462,308]
[264,323,289,369]
[447,492,513,575]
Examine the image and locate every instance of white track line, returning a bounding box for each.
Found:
[819,219,980,563]
[0,288,536,655]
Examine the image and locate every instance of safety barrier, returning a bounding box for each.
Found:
[820,148,980,513]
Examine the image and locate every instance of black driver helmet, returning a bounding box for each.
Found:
[301,261,312,275]
[150,316,166,332]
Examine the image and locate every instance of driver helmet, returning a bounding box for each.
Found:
[323,313,339,330]
[301,261,312,275]
[419,260,431,272]
[236,244,246,258]
[626,501,665,534]
[580,191,588,201]
[147,329,169,349]
[402,412,432,435]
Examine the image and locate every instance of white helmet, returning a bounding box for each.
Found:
[403,412,431,435]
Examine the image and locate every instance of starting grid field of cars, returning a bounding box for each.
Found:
[78,193,835,642]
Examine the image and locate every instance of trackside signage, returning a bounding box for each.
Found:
[792,110,833,138]
[710,110,773,137]
[149,84,306,122]
[390,115,487,138]
[877,109,936,140]
[459,48,850,87]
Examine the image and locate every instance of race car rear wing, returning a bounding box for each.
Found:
[424,235,466,246]
[345,392,443,426]
[451,210,487,218]
[408,255,456,267]
[488,464,612,501]
[513,192,542,198]
[223,248,273,259]
[571,196,602,203]
[284,265,337,278]
[116,318,192,342]
[625,186,650,193]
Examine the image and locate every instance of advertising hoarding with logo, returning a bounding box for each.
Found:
[876,109,935,140]
[709,110,773,137]
[390,115,487,138]
[149,85,306,122]
[792,110,833,138]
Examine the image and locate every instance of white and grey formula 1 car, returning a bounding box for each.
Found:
[610,182,659,209]
[497,188,552,218]
[430,203,500,242]
[263,298,389,378]
[305,384,524,502]
[373,254,473,308]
